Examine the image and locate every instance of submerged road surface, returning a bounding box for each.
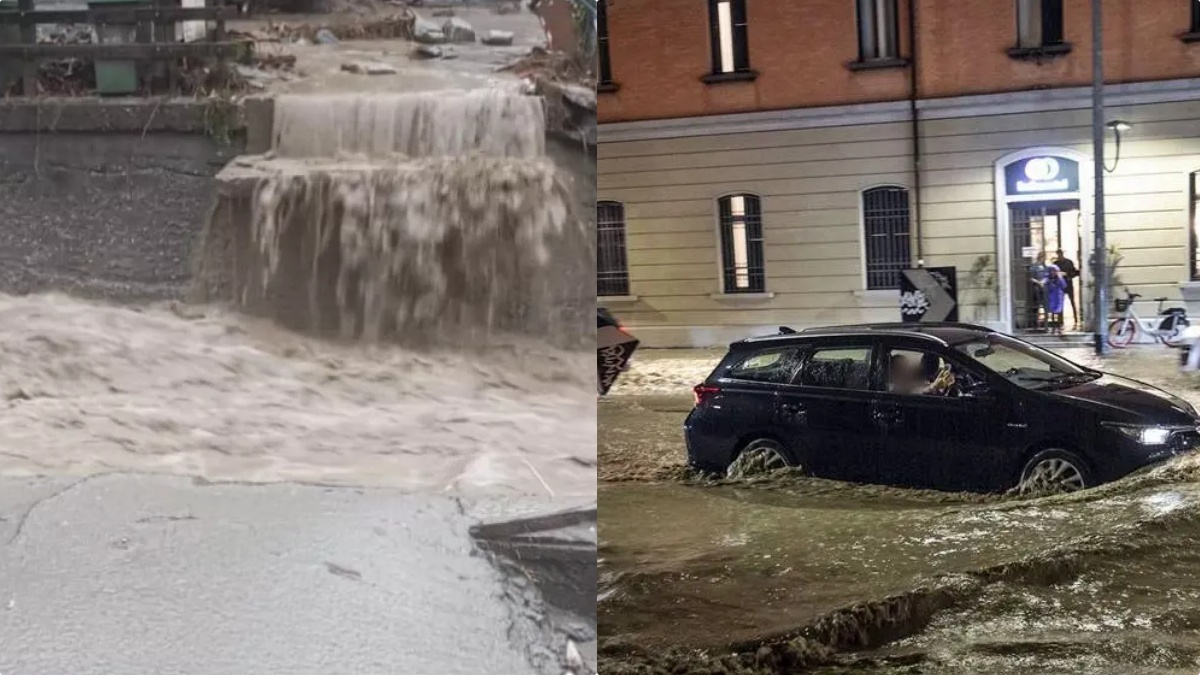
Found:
[600,345,1200,674]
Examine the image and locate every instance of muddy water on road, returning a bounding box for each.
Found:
[599,463,1200,673]
[601,345,1200,672]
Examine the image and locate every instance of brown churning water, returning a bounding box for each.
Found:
[196,87,588,348]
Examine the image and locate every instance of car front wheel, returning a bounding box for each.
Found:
[1017,449,1092,496]
[726,439,794,478]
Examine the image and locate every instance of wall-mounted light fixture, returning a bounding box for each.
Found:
[1104,120,1132,173]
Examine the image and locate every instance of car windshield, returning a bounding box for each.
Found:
[953,334,1097,390]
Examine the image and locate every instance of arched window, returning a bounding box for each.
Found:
[862,186,912,290]
[717,193,765,294]
[597,201,630,296]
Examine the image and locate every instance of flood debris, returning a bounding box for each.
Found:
[340,60,398,74]
[236,12,415,43]
[410,13,448,43]
[442,16,477,42]
[412,44,444,59]
[497,45,592,86]
[482,28,516,46]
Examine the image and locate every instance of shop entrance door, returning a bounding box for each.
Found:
[1009,200,1083,332]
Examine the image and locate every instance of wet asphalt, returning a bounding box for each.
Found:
[0,474,594,675]
[599,345,1200,674]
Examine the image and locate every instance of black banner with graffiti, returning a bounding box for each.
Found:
[899,267,959,323]
[598,326,638,395]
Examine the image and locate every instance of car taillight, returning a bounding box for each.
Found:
[693,383,721,406]
[616,322,630,336]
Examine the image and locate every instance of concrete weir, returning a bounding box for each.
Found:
[190,88,595,350]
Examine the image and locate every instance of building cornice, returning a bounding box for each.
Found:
[598,77,1200,143]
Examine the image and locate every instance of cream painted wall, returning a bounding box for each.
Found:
[598,98,1200,347]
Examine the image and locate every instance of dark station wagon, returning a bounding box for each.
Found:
[684,323,1200,494]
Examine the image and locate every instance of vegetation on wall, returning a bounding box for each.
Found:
[966,254,997,322]
[1084,244,1124,331]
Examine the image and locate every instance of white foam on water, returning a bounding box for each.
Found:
[0,293,594,497]
[271,88,546,159]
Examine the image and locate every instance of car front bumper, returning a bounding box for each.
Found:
[1111,429,1200,481]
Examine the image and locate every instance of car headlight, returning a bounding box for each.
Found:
[1102,422,1183,445]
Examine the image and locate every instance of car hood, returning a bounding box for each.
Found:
[1050,373,1197,424]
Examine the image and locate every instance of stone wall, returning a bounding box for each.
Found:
[0,98,243,301]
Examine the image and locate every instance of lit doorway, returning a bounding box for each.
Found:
[1009,200,1084,332]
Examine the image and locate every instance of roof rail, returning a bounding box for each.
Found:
[802,321,995,333]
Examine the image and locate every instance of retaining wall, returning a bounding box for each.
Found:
[0,98,246,301]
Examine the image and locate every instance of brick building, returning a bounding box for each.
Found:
[596,0,1200,346]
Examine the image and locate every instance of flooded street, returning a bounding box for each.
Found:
[0,292,594,497]
[600,345,1200,673]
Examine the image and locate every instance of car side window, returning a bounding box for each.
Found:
[793,347,872,390]
[726,347,804,384]
[885,347,985,398]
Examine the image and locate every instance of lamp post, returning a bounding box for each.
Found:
[1091,0,1107,355]
[1104,120,1130,173]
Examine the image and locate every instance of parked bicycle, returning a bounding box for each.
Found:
[1107,288,1189,348]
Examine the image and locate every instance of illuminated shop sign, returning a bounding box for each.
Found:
[1004,156,1080,196]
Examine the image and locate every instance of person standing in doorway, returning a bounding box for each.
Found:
[1029,252,1049,330]
[1054,249,1080,330]
[1045,264,1067,335]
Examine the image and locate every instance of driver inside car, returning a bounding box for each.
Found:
[888,353,956,396]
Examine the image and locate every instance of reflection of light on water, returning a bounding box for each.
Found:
[1141,491,1188,517]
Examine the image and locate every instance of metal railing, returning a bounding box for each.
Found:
[0,0,240,95]
[863,185,913,291]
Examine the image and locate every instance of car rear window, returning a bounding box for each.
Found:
[794,347,872,390]
[725,347,803,383]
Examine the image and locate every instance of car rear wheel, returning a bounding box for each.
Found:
[726,439,793,478]
[1017,449,1092,496]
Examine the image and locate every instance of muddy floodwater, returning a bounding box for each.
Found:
[600,346,1200,673]
[0,293,594,498]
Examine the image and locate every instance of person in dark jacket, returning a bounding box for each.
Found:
[1054,249,1080,330]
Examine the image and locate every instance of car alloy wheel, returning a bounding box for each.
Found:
[1019,456,1087,496]
[726,440,791,478]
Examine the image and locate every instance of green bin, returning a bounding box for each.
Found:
[88,0,143,95]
